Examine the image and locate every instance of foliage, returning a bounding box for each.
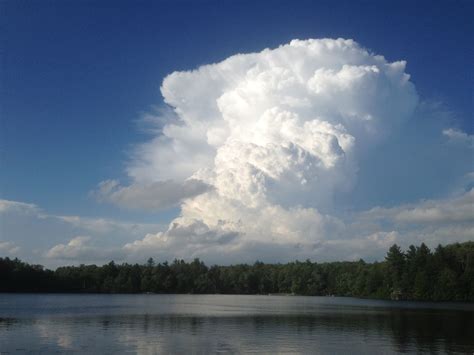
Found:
[1,242,473,301]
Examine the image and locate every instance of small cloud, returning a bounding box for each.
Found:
[361,189,474,225]
[442,128,474,148]
[0,241,20,255]
[45,236,92,260]
[395,190,474,224]
[0,199,40,214]
[45,236,124,262]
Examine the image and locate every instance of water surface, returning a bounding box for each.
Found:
[0,294,473,353]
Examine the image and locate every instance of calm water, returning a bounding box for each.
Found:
[0,294,473,354]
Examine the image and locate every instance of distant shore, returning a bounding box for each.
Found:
[1,241,473,302]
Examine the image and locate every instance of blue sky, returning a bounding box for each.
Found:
[1,0,473,266]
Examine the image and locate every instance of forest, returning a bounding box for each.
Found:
[1,241,473,302]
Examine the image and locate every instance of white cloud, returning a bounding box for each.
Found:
[53,214,165,237]
[0,241,20,255]
[362,189,474,225]
[45,236,92,259]
[0,198,164,266]
[93,178,211,211]
[3,38,471,265]
[45,236,124,261]
[0,199,40,215]
[122,191,474,263]
[443,128,474,148]
[120,38,422,262]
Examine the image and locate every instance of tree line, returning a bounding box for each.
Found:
[0,241,473,301]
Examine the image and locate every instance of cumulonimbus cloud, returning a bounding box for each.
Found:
[5,38,470,266]
[122,38,424,261]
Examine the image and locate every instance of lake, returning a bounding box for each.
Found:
[0,294,473,354]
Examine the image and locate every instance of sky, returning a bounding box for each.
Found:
[1,0,473,268]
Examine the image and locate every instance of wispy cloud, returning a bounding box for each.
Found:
[0,198,165,266]
[92,179,211,211]
[0,241,20,255]
[443,128,474,148]
[45,236,124,261]
[361,189,474,225]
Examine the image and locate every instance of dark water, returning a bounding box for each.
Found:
[0,294,473,354]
